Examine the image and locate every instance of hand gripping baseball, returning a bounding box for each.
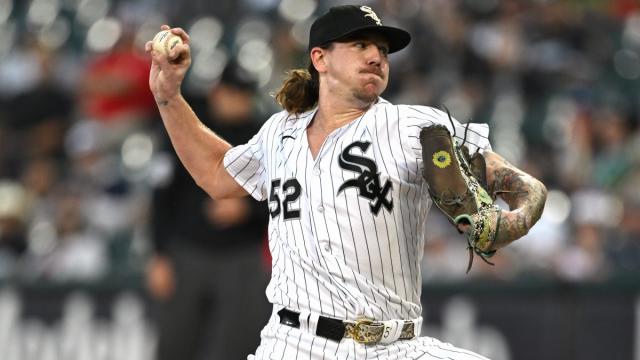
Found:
[145,25,191,105]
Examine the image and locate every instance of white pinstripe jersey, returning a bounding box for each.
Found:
[224,98,491,322]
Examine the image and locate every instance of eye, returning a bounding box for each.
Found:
[354,42,366,49]
[379,45,389,56]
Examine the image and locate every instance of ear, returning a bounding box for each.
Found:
[310,47,328,73]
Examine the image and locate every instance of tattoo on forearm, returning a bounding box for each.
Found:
[157,99,169,106]
[486,156,547,247]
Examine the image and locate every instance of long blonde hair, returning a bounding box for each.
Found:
[275,42,336,114]
[274,64,319,115]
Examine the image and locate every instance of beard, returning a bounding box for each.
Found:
[352,88,379,104]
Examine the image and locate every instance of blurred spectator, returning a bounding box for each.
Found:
[422,211,470,282]
[590,106,635,189]
[30,186,108,281]
[552,223,610,282]
[0,39,72,178]
[64,120,128,232]
[63,118,149,275]
[77,28,156,149]
[551,190,620,281]
[0,181,28,277]
[147,62,270,360]
[606,197,640,274]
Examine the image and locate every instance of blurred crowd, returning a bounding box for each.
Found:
[0,0,639,285]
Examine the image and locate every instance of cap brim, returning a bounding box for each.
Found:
[319,25,411,54]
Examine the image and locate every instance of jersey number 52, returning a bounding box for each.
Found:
[269,178,301,220]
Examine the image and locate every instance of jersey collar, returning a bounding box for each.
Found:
[295,97,389,130]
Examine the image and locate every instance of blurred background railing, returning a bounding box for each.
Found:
[1,278,639,360]
[0,0,639,359]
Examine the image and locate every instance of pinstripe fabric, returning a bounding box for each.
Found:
[226,98,492,359]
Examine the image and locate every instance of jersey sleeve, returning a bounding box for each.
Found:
[400,105,492,158]
[223,114,279,201]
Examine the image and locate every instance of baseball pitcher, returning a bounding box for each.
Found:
[146,4,546,359]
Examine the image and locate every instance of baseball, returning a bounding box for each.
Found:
[152,30,183,56]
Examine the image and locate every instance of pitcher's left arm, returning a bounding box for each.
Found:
[484,150,547,249]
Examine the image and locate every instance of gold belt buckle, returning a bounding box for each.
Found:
[345,317,384,345]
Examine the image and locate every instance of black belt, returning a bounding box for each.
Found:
[278,308,345,342]
[277,308,416,344]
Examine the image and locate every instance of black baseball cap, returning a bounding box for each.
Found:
[308,5,411,54]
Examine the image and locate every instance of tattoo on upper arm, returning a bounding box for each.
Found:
[488,167,528,202]
[485,154,547,246]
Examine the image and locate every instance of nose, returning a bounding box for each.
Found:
[365,46,383,66]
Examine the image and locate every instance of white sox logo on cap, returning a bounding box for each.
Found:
[308,5,410,53]
[360,6,382,26]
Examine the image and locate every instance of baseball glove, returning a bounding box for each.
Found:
[420,121,501,273]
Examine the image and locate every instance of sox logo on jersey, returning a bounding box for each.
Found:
[337,141,393,215]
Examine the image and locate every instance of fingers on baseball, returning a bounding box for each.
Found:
[144,26,189,66]
[160,25,190,44]
[170,27,191,44]
[168,43,190,64]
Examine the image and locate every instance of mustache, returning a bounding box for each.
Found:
[359,67,385,79]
